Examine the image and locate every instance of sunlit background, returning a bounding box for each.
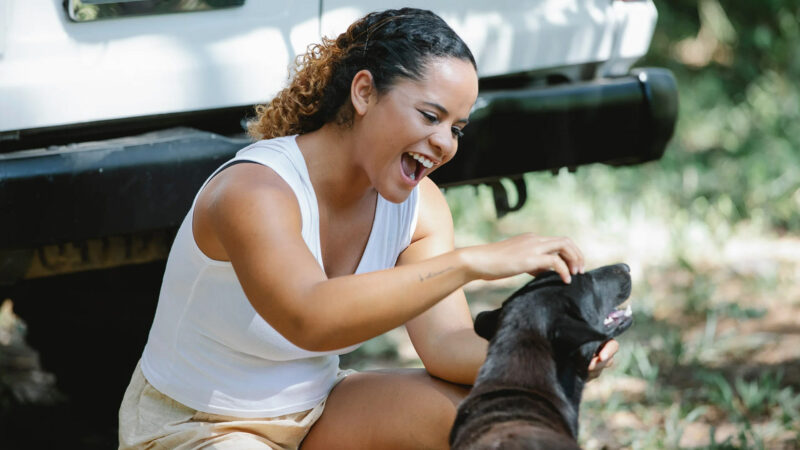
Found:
[1,1,797,448]
[344,1,800,448]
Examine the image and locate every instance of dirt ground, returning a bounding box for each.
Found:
[344,235,800,449]
[2,233,797,449]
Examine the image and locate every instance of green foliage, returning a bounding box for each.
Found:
[449,1,800,237]
[713,302,766,320]
[533,4,798,447]
[435,2,800,448]
[624,343,660,384]
[339,333,399,370]
[644,0,800,232]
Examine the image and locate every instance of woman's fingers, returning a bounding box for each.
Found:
[598,339,620,361]
[546,253,572,284]
[525,236,583,282]
[551,236,584,275]
[561,239,584,275]
[587,356,613,380]
[469,234,585,282]
[587,339,620,380]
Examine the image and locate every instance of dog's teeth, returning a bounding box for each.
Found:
[604,317,613,326]
[624,305,632,317]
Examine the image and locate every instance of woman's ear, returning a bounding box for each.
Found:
[350,69,375,116]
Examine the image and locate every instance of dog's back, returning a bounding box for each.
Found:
[468,423,579,450]
[451,384,579,450]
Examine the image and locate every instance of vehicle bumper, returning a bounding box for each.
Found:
[0,68,678,276]
[431,67,678,186]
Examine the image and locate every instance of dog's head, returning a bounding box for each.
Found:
[474,263,633,378]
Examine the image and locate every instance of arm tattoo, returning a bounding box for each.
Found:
[419,266,454,282]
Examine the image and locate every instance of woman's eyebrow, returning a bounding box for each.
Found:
[422,101,470,124]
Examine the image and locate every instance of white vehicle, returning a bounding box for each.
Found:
[1,0,676,271]
[1,0,658,133]
[0,2,676,445]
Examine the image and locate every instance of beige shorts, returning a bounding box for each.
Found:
[118,362,354,450]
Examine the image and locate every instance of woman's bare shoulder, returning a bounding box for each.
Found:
[193,162,302,261]
[413,177,455,242]
[395,177,456,261]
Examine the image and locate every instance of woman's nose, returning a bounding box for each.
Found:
[428,128,457,162]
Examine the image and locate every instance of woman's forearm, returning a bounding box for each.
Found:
[261,232,584,351]
[279,249,476,351]
[422,327,487,385]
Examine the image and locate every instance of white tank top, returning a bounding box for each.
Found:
[140,135,420,418]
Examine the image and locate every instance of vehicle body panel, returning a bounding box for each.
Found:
[0,0,677,279]
[0,0,318,134]
[0,0,657,138]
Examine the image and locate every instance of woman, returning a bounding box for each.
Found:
[119,8,617,449]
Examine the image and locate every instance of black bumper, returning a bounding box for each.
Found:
[432,68,678,185]
[0,68,677,251]
[0,129,249,251]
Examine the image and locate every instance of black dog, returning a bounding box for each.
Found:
[450,263,633,449]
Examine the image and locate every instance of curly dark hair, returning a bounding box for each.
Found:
[247,8,476,140]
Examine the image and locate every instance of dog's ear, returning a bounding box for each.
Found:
[474,309,501,341]
[551,316,607,355]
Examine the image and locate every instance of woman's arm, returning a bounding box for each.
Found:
[399,179,618,384]
[195,164,585,352]
[398,178,487,385]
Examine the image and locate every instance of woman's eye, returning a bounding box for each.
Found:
[451,127,464,140]
[419,110,438,123]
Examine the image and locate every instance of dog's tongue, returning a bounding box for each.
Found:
[604,305,633,326]
[401,153,417,178]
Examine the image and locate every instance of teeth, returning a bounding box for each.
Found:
[409,173,415,180]
[409,152,434,169]
[604,305,633,326]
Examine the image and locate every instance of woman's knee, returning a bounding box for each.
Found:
[402,371,469,447]
[301,369,470,450]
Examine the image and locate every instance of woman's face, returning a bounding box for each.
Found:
[354,57,479,203]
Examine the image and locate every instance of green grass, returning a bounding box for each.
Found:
[341,166,799,448]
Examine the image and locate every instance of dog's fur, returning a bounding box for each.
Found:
[450,264,633,449]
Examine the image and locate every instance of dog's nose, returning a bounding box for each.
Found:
[620,263,630,273]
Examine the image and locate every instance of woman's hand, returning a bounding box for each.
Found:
[461,233,584,284]
[587,339,618,380]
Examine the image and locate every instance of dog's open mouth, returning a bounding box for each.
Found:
[603,304,633,334]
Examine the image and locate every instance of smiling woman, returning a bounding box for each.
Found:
[117,8,614,450]
[337,56,477,203]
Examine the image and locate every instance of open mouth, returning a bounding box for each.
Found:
[603,303,633,336]
[401,152,434,181]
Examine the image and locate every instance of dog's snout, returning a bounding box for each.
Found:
[620,264,630,273]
